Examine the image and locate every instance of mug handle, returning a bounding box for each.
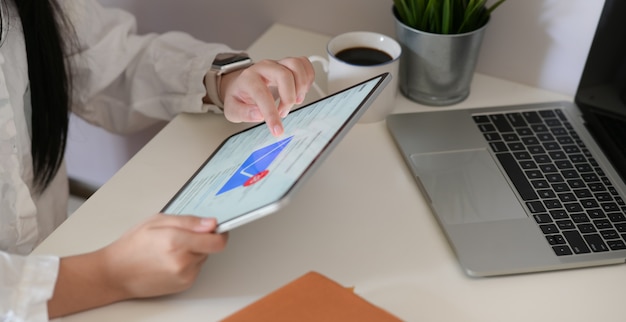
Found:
[308,55,329,97]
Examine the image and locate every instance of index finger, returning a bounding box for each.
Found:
[249,61,300,136]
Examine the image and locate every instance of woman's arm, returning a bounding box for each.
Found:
[47,214,227,318]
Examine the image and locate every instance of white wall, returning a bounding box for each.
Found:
[67,0,605,189]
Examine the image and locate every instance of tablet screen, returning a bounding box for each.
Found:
[162,73,389,232]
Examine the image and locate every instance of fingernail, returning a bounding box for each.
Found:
[296,94,305,104]
[200,218,214,226]
[280,108,289,118]
[273,125,283,136]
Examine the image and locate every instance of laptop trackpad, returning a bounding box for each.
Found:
[410,149,528,225]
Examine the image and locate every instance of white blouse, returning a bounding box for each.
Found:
[0,0,232,320]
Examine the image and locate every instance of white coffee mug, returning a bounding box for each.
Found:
[309,31,401,123]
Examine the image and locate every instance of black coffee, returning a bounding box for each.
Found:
[335,47,393,66]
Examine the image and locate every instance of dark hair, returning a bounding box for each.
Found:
[1,0,73,191]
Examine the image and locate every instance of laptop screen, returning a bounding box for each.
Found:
[575,0,626,181]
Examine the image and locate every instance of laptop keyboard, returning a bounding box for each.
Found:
[474,109,626,256]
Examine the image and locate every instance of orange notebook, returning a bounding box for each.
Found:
[221,271,402,322]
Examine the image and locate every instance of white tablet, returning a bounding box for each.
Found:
[162,73,390,232]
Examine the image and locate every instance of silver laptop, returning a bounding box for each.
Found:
[386,0,626,277]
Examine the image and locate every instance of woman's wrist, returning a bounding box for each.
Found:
[47,249,129,318]
[218,69,246,106]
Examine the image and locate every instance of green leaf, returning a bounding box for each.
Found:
[393,0,506,34]
[442,0,452,34]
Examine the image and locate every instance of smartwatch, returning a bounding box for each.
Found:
[204,52,253,110]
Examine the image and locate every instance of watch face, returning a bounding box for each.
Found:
[214,52,251,67]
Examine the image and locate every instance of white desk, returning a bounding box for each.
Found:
[34,24,623,322]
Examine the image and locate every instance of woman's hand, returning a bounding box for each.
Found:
[48,214,228,318]
[101,214,228,297]
[219,56,315,137]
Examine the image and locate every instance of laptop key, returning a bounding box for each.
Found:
[505,113,527,127]
[569,154,586,163]
[608,213,626,222]
[533,154,551,163]
[552,183,570,192]
[557,192,576,202]
[587,209,606,219]
[522,111,542,124]
[478,124,496,132]
[546,234,566,245]
[540,224,559,234]
[522,137,540,145]
[563,230,591,254]
[516,127,533,136]
[606,239,626,251]
[550,209,569,220]
[546,174,564,183]
[571,213,590,223]
[561,170,580,179]
[538,164,558,173]
[532,180,550,189]
[502,133,520,141]
[489,142,508,153]
[538,189,556,198]
[581,173,600,182]
[519,160,537,169]
[537,133,554,141]
[552,245,573,256]
[525,170,543,180]
[489,114,514,132]
[533,214,553,224]
[567,179,585,189]
[593,219,612,230]
[513,151,532,160]
[574,188,593,198]
[554,109,568,121]
[556,220,575,230]
[495,153,539,200]
[531,124,549,133]
[580,199,600,208]
[473,115,490,123]
[527,201,546,213]
[539,110,557,118]
[600,229,620,239]
[551,127,568,136]
[545,118,562,127]
[548,151,567,160]
[484,133,501,141]
[543,199,562,209]
[577,224,596,234]
[508,142,526,151]
[601,202,620,212]
[583,234,609,252]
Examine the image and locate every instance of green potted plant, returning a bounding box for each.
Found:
[392,0,507,106]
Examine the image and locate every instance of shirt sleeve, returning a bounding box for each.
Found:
[65,0,234,134]
[0,252,60,322]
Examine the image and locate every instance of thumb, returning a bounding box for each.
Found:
[155,214,218,233]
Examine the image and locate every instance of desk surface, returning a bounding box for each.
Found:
[35,24,623,322]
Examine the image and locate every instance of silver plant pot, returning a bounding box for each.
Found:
[393,8,488,106]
